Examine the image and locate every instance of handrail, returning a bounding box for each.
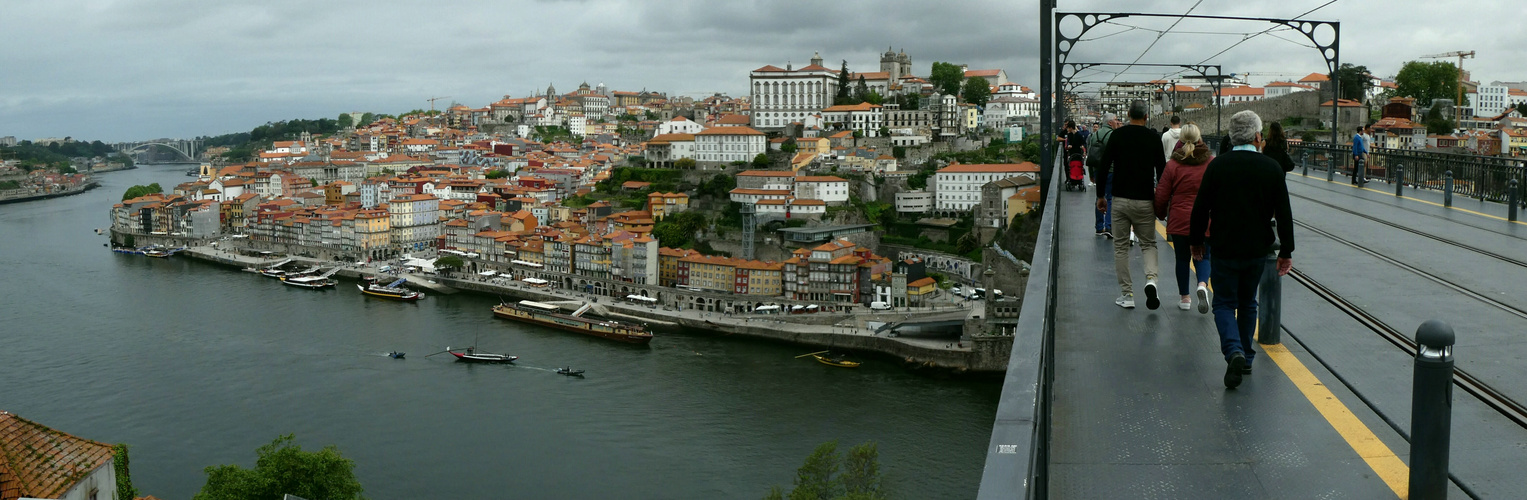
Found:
[977,151,1062,499]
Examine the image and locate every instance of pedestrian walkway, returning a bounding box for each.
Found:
[1044,187,1437,498]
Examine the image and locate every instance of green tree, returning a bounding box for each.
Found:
[1516,102,1527,116]
[863,90,883,105]
[194,434,364,500]
[484,169,510,179]
[753,153,772,169]
[930,62,965,96]
[1424,106,1455,135]
[675,158,697,170]
[121,183,163,201]
[836,61,853,105]
[892,146,906,159]
[434,255,465,273]
[1395,60,1460,109]
[359,112,376,127]
[853,76,870,105]
[781,137,798,154]
[1333,63,1372,102]
[337,113,354,128]
[962,77,991,107]
[764,440,888,500]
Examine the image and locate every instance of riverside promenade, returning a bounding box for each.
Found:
[173,244,1012,372]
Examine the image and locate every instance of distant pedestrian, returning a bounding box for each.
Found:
[1154,124,1213,313]
[1351,124,1371,185]
[1161,115,1183,160]
[1087,113,1119,237]
[1189,110,1295,389]
[1263,122,1295,172]
[1097,101,1167,309]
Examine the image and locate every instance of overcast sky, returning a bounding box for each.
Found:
[2,0,1519,142]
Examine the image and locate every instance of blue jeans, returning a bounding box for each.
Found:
[1209,256,1263,363]
[1094,173,1113,232]
[1168,235,1210,296]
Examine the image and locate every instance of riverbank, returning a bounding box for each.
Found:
[0,181,100,205]
[169,244,1012,373]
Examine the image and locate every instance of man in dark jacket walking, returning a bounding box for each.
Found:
[1189,110,1295,389]
[1095,101,1167,309]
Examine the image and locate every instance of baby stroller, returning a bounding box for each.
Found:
[1064,153,1086,191]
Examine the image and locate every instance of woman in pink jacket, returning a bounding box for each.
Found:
[1154,124,1213,313]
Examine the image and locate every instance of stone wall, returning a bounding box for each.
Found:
[1148,91,1322,134]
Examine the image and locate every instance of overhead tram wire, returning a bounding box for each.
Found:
[1111,0,1204,82]
[1192,0,1339,66]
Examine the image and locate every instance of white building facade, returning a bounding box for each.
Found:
[694,126,767,163]
[933,163,1040,214]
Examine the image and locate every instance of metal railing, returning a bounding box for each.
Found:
[977,152,1061,499]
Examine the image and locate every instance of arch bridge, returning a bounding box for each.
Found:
[113,139,202,161]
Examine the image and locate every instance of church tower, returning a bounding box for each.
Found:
[546,83,557,97]
[880,46,898,79]
[810,51,824,68]
[898,48,911,79]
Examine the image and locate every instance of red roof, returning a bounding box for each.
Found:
[1299,72,1330,83]
[0,412,115,500]
[965,69,1003,77]
[753,65,787,72]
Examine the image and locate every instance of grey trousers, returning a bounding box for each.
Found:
[1111,197,1159,295]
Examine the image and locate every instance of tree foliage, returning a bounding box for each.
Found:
[853,76,870,105]
[962,77,991,107]
[896,93,920,111]
[1395,60,1460,109]
[337,113,354,129]
[930,62,965,96]
[1333,63,1371,102]
[781,137,798,154]
[675,158,697,170]
[113,444,139,500]
[652,211,708,248]
[1516,102,1527,116]
[697,173,736,199]
[484,169,510,179]
[753,153,772,169]
[193,434,364,500]
[121,183,163,201]
[359,112,377,127]
[1424,106,1455,135]
[835,61,853,105]
[434,255,465,271]
[765,441,887,500]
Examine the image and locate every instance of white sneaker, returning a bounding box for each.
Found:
[1178,299,1191,311]
[1115,293,1135,309]
[1143,280,1160,310]
[1196,284,1210,314]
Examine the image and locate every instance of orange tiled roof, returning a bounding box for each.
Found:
[0,411,115,500]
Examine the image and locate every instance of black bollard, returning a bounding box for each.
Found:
[1301,150,1309,177]
[1408,319,1455,500]
[1327,153,1336,182]
[1444,171,1454,208]
[1510,179,1519,222]
[1395,163,1405,197]
[1257,238,1282,345]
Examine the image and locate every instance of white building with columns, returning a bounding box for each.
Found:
[750,52,839,130]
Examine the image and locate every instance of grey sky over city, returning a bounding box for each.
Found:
[2,0,1519,142]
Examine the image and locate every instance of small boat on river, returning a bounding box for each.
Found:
[389,351,406,359]
[812,353,861,368]
[358,277,423,301]
[281,275,336,289]
[447,345,517,363]
[556,366,585,377]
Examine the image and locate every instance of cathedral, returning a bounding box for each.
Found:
[880,47,912,82]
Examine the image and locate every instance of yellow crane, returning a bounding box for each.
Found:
[425,96,451,128]
[1420,51,1474,125]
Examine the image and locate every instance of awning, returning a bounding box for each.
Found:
[478,270,497,276]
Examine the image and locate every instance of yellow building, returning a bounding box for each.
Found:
[1007,186,1041,222]
[680,254,738,293]
[907,277,938,306]
[353,209,391,259]
[646,192,690,220]
[738,260,785,296]
[795,137,830,158]
[659,247,696,287]
[963,104,979,131]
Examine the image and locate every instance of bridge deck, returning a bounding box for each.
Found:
[1041,174,1523,498]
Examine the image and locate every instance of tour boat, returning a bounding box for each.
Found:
[259,268,288,278]
[812,353,861,368]
[446,345,517,363]
[281,275,336,289]
[142,247,171,258]
[358,277,423,301]
[492,300,652,344]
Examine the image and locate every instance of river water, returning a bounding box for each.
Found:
[0,164,1000,499]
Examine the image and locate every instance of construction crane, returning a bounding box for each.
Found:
[1421,51,1475,125]
[425,96,451,128]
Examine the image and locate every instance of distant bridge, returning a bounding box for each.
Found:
[113,139,202,161]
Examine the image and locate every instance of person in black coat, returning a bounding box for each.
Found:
[1190,110,1295,389]
[1263,122,1296,172]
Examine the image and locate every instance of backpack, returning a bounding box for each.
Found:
[1085,126,1113,170]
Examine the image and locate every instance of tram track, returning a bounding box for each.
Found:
[1290,191,1527,268]
[1292,219,1527,321]
[1287,267,1527,429]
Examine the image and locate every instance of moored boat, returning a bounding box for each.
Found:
[812,353,861,368]
[358,278,423,301]
[491,300,652,344]
[281,275,336,289]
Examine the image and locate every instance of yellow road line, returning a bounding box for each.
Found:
[1262,340,1409,497]
[1301,174,1526,226]
[1153,220,1409,497]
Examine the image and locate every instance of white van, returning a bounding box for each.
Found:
[869,301,891,310]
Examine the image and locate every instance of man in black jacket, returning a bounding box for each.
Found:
[1095,101,1166,309]
[1189,110,1295,389]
